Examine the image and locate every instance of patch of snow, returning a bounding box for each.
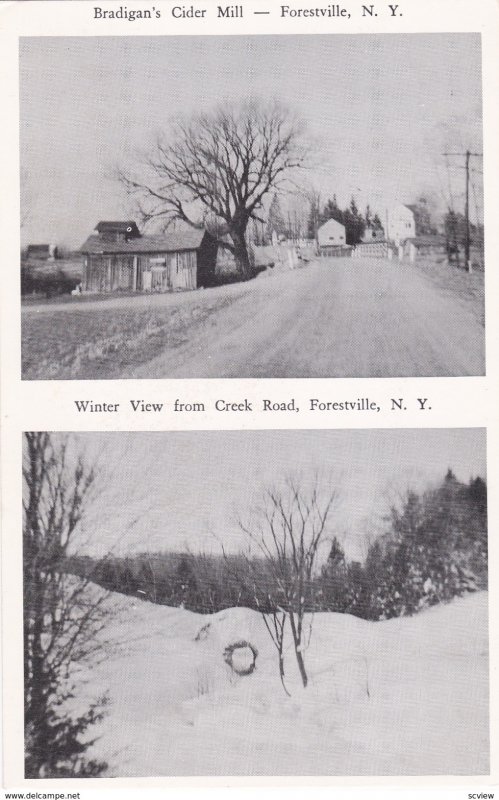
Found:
[83,590,488,777]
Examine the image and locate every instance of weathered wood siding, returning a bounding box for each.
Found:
[84,255,135,292]
[84,251,199,293]
[138,251,197,291]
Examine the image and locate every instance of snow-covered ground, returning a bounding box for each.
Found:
[86,590,489,776]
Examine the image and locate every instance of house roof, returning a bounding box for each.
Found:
[356,239,389,246]
[389,204,414,216]
[318,218,345,232]
[81,229,208,254]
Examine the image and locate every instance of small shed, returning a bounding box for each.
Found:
[317,219,347,256]
[26,244,58,261]
[80,223,218,293]
[362,225,385,243]
[403,235,447,262]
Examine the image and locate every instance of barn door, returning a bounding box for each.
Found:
[174,252,196,290]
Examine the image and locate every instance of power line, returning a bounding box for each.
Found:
[442,150,483,268]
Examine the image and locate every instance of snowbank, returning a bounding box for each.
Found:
[87,591,488,777]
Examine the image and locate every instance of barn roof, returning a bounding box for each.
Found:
[81,229,208,254]
[95,221,140,235]
[27,244,51,253]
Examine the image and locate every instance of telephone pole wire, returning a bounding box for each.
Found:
[443,150,483,270]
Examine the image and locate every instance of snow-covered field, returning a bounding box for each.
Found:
[87,590,489,776]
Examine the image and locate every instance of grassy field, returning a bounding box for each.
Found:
[22,286,248,380]
[411,257,485,327]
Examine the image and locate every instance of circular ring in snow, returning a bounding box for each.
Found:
[223,640,258,676]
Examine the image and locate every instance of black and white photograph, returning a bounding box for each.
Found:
[20,34,485,380]
[23,428,488,777]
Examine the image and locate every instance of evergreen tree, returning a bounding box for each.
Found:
[321,195,343,227]
[362,471,488,619]
[321,537,349,611]
[266,193,287,242]
[365,204,373,229]
[342,196,366,245]
[23,433,109,778]
[371,213,384,237]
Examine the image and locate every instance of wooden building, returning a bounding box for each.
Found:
[386,204,416,246]
[403,235,447,262]
[26,243,58,261]
[80,222,218,293]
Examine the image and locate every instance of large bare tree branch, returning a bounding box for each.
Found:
[118,99,308,277]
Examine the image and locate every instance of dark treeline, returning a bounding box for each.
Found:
[321,470,487,619]
[66,471,487,622]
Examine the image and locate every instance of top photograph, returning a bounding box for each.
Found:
[20,33,485,380]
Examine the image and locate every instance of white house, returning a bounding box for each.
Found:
[317,218,346,254]
[387,204,415,245]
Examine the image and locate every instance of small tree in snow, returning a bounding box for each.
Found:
[238,477,338,689]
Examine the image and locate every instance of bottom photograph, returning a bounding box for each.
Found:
[23,428,488,778]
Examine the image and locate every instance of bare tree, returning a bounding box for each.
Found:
[118,99,308,278]
[239,477,338,689]
[23,433,111,777]
[256,599,290,696]
[220,546,291,696]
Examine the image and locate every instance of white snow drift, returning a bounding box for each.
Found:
[86,590,488,776]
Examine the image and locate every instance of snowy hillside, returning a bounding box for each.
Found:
[87,590,489,776]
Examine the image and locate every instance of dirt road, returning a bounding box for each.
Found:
[127,257,484,378]
[22,257,484,379]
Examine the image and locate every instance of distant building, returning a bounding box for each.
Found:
[387,205,416,246]
[26,243,58,261]
[361,225,385,243]
[403,234,447,262]
[317,218,347,256]
[80,221,219,293]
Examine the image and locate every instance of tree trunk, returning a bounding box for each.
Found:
[288,611,308,688]
[230,228,252,279]
[278,651,291,697]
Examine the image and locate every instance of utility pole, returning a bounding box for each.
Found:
[443,150,483,270]
[465,150,471,269]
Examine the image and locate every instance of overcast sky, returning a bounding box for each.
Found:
[60,428,487,562]
[20,33,483,247]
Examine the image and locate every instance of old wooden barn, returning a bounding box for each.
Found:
[80,221,218,293]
